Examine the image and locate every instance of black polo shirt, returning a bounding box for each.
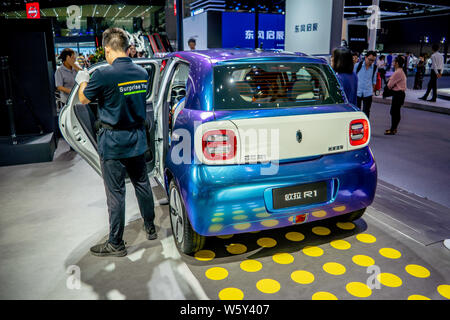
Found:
[83,57,149,160]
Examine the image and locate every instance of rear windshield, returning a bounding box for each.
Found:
[213,62,344,110]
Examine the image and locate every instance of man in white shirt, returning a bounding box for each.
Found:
[419,44,444,102]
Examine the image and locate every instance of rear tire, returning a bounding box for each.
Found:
[342,208,366,222]
[169,180,205,254]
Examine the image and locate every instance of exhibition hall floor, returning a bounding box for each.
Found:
[0,104,449,300]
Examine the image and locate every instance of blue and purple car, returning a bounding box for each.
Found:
[60,49,377,254]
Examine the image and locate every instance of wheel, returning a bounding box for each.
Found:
[341,208,366,222]
[169,180,205,254]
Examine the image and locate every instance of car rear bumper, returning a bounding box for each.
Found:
[176,146,377,236]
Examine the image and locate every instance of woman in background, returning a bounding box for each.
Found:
[331,47,358,106]
[127,44,138,58]
[377,55,387,87]
[385,56,407,135]
[414,55,426,90]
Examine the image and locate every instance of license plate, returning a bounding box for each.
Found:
[272,181,328,210]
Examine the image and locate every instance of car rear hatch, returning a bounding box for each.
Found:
[194,59,370,165]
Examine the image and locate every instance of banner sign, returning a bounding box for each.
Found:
[285,0,334,55]
[222,12,285,50]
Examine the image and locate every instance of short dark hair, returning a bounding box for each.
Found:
[352,51,359,57]
[395,56,405,68]
[188,38,196,44]
[102,28,129,52]
[432,43,440,52]
[60,48,75,62]
[366,50,377,57]
[379,55,385,60]
[332,47,354,74]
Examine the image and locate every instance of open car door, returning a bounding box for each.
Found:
[59,58,162,183]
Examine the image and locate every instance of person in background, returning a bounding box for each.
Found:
[386,52,393,71]
[127,44,138,58]
[331,47,358,106]
[55,48,82,105]
[77,54,88,69]
[402,52,410,75]
[384,56,407,135]
[188,38,196,51]
[413,55,426,90]
[377,55,387,87]
[419,43,444,102]
[354,51,378,118]
[408,52,416,72]
[352,51,360,65]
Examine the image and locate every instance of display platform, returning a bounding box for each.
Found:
[0,132,56,166]
[437,88,450,101]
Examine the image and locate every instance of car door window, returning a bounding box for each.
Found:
[166,63,189,106]
[160,62,190,148]
[139,63,156,100]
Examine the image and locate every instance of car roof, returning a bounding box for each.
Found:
[168,49,325,65]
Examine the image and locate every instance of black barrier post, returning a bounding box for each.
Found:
[0,56,17,145]
[176,0,184,51]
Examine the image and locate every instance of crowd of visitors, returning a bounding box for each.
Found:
[54,40,444,140]
[331,43,445,136]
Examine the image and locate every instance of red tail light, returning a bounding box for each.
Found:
[349,119,369,146]
[202,130,237,161]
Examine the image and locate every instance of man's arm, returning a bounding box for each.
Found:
[373,66,377,92]
[66,58,82,72]
[72,62,83,72]
[56,86,72,94]
[76,69,102,105]
[437,54,444,78]
[78,82,91,105]
[387,71,400,90]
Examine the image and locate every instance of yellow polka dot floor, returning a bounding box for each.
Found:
[182,208,450,300]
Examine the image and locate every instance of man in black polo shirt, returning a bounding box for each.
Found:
[75,28,157,257]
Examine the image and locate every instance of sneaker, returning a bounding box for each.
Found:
[143,223,158,240]
[90,240,127,257]
[418,96,427,101]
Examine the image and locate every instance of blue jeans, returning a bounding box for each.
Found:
[100,154,155,245]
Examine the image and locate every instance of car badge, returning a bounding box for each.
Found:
[296,130,302,143]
